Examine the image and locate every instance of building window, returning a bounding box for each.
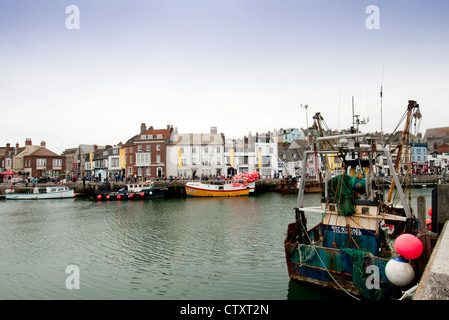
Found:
[156,145,161,151]
[141,135,146,139]
[156,155,161,163]
[52,159,62,167]
[138,145,142,152]
[146,145,151,151]
[157,134,163,139]
[136,153,150,165]
[37,158,47,167]
[216,146,221,153]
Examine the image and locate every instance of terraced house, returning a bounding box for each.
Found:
[122,123,173,179]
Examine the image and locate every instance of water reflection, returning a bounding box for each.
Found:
[0,188,432,300]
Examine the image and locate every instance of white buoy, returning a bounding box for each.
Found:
[385,256,415,287]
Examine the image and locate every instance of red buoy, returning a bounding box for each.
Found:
[426,218,432,231]
[428,207,432,217]
[394,233,423,260]
[117,195,121,200]
[140,192,145,197]
[97,195,102,200]
[129,193,134,198]
[106,195,110,200]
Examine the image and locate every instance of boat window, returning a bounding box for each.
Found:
[219,186,224,190]
[361,207,370,214]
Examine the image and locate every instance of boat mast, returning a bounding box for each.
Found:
[386,100,420,204]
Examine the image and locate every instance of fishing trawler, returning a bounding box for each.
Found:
[284,101,424,299]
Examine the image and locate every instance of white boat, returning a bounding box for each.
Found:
[5,186,75,200]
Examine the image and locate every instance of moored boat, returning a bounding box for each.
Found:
[185,170,258,197]
[285,101,426,300]
[185,180,255,197]
[95,180,165,201]
[5,186,74,200]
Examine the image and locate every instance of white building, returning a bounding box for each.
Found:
[166,127,226,179]
[224,131,278,178]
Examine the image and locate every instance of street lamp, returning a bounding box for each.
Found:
[300,104,309,131]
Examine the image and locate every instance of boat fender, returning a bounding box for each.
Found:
[394,233,423,260]
[117,195,121,200]
[97,195,102,200]
[385,256,415,287]
[140,192,145,197]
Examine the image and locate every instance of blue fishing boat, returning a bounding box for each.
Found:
[285,101,423,300]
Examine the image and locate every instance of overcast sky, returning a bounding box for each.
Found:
[1,0,448,154]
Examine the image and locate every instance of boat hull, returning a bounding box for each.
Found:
[284,222,392,299]
[185,183,250,197]
[95,188,165,201]
[5,189,75,200]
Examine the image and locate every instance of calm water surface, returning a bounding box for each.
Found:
[0,189,432,300]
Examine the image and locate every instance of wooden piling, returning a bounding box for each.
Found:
[417,195,432,278]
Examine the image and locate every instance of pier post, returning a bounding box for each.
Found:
[417,195,432,278]
[431,184,449,234]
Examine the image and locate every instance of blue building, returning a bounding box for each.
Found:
[411,142,428,174]
[279,128,305,143]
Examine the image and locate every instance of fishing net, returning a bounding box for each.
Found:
[328,174,357,216]
[341,248,394,300]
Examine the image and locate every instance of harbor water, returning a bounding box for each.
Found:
[0,188,432,300]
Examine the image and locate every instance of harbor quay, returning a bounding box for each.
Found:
[0,177,282,198]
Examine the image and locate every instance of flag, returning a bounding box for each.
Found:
[119,149,126,169]
[229,148,235,167]
[89,151,93,170]
[257,151,262,168]
[177,148,182,168]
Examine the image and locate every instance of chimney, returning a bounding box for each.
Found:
[25,138,32,146]
[140,123,147,133]
[15,143,19,149]
[6,143,10,149]
[41,141,46,147]
[94,145,98,151]
[210,127,217,134]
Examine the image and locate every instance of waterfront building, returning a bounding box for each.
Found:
[108,144,124,179]
[277,140,305,177]
[278,128,306,143]
[410,142,428,174]
[23,141,66,178]
[166,127,226,179]
[123,123,173,180]
[255,131,279,178]
[0,142,19,172]
[223,131,279,178]
[424,126,449,153]
[62,144,97,178]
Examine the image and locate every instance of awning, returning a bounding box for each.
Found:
[1,170,17,176]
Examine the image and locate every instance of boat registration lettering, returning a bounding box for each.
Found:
[330,225,362,236]
[186,188,196,193]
